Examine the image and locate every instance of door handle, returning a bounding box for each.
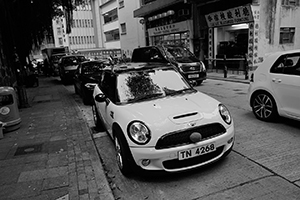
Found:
[272,78,281,83]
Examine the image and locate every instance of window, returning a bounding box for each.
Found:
[103,8,118,24]
[57,27,62,35]
[104,29,120,42]
[120,23,126,34]
[91,19,93,27]
[282,0,299,6]
[59,38,63,45]
[280,27,295,44]
[100,71,116,102]
[271,53,300,75]
[72,36,75,45]
[119,0,124,8]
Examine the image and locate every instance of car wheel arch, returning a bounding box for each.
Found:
[250,89,277,108]
[112,122,138,176]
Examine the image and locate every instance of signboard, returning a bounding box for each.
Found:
[148,21,189,37]
[205,5,253,27]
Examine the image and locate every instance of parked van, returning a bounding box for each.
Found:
[131,45,206,85]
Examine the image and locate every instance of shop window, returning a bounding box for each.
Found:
[104,29,120,42]
[103,8,118,24]
[120,23,126,35]
[282,0,299,6]
[280,27,295,44]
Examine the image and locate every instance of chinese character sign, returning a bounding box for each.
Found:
[205,5,254,27]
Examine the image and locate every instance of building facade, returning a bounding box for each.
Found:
[134,0,300,75]
[134,0,195,51]
[52,3,96,52]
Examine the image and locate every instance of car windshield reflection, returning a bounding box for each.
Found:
[117,68,194,103]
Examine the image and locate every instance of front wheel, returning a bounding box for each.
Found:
[196,80,203,86]
[251,92,278,122]
[114,134,135,176]
[92,103,104,130]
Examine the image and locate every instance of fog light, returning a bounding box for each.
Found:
[227,137,234,144]
[141,159,150,166]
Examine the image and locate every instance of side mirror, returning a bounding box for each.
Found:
[95,93,106,102]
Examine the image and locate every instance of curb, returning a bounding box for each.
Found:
[207,76,250,84]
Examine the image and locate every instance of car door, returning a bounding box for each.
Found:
[97,71,116,134]
[270,53,300,117]
[73,64,82,92]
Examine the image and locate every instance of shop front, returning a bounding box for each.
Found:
[148,20,193,50]
[205,4,258,76]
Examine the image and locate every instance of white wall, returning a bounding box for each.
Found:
[258,0,300,57]
[118,0,145,57]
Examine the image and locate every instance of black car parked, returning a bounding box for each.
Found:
[73,60,107,105]
[58,55,87,84]
[131,45,207,85]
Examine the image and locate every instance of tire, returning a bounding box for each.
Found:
[196,80,203,86]
[114,133,135,176]
[82,88,90,105]
[92,103,103,129]
[251,91,278,122]
[74,84,79,94]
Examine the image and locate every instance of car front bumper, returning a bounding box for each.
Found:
[130,124,234,172]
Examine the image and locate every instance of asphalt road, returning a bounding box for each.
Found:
[67,79,300,200]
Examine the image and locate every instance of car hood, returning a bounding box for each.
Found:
[83,73,102,83]
[173,56,199,63]
[120,92,222,146]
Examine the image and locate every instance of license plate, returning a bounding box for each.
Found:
[178,143,215,160]
[188,74,199,79]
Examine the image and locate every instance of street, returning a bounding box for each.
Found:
[66,79,300,200]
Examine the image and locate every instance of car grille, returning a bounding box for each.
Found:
[180,65,201,72]
[155,123,226,150]
[163,146,224,170]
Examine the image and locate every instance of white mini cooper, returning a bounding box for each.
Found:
[92,63,234,176]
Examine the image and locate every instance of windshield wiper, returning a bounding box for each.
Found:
[168,88,194,96]
[128,93,164,102]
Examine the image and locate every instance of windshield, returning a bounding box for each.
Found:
[63,56,86,65]
[83,62,104,74]
[117,67,194,103]
[164,46,194,59]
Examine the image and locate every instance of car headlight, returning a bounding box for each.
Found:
[200,61,206,72]
[85,83,97,89]
[219,104,232,125]
[127,121,151,145]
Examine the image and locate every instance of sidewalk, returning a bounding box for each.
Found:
[0,77,114,200]
[206,70,250,84]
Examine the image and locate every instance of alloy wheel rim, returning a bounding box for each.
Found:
[253,94,273,119]
[115,138,123,169]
